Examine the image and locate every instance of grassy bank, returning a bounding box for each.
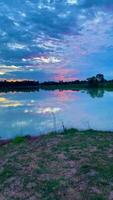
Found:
[1,129,113,200]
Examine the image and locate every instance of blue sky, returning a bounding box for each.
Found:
[0,0,113,81]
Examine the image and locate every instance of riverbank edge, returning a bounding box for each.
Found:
[1,128,113,147]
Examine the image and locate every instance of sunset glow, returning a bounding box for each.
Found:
[0,0,113,81]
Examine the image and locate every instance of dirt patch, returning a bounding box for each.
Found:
[0,129,113,200]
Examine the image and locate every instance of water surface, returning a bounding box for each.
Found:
[0,89,113,139]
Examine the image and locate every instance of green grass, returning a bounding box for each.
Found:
[12,136,26,144]
[89,194,106,200]
[0,166,16,183]
[1,129,113,200]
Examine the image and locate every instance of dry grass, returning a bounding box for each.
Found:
[0,129,113,200]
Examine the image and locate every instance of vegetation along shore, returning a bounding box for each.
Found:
[1,129,113,200]
[0,74,113,92]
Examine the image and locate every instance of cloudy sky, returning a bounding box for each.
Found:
[0,0,113,81]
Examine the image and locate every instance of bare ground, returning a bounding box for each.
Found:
[1,129,113,200]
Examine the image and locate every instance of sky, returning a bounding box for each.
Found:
[0,0,113,81]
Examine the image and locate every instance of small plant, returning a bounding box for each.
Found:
[51,111,57,133]
[12,136,25,144]
[61,121,66,132]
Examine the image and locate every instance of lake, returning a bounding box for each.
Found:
[0,88,113,140]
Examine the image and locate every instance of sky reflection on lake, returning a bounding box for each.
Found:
[0,89,113,139]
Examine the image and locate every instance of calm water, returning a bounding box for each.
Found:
[0,89,113,139]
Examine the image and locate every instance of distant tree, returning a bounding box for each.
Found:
[87,76,98,87]
[96,74,104,82]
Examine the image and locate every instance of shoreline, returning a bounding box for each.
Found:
[0,74,113,92]
[1,128,113,147]
[0,83,113,93]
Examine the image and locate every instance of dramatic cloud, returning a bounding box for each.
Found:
[0,0,113,81]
